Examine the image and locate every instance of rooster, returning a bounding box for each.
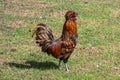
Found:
[30,10,78,72]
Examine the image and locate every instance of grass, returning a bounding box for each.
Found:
[0,0,120,80]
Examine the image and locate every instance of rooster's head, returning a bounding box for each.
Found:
[65,10,78,21]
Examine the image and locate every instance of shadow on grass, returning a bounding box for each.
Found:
[8,60,58,70]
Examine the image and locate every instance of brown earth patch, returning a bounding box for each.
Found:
[79,46,102,56]
[108,43,120,52]
[0,56,10,65]
[5,0,57,8]
[49,10,66,17]
[40,27,61,39]
[72,62,92,74]
[80,63,91,72]
[5,8,42,17]
[8,20,28,29]
[110,67,120,75]
[52,29,62,35]
[78,19,101,26]
[5,0,57,18]
[114,10,120,17]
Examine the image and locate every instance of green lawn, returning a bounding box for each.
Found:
[0,0,120,80]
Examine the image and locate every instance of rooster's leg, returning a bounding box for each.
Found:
[64,63,70,72]
[63,54,71,72]
[59,60,62,70]
[63,59,70,72]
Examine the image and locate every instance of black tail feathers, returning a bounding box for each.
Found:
[31,23,54,46]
